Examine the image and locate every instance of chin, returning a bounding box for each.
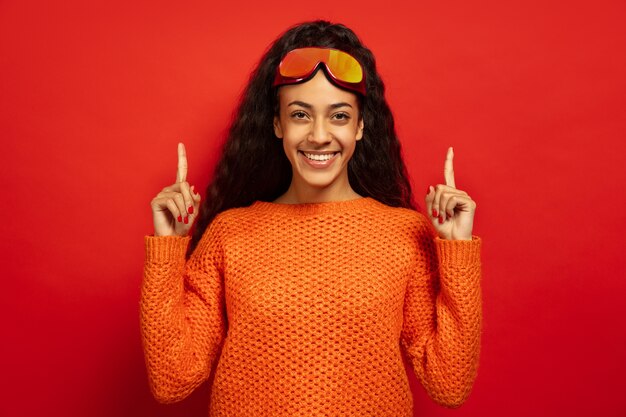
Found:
[288,150,353,191]
[297,172,340,189]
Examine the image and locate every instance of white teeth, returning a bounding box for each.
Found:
[303,152,336,161]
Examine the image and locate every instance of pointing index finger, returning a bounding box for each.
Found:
[176,142,188,183]
[444,146,456,188]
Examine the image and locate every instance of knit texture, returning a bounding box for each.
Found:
[140,196,482,416]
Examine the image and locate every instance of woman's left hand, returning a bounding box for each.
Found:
[425,147,477,240]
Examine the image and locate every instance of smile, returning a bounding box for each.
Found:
[298,151,339,168]
[302,152,338,161]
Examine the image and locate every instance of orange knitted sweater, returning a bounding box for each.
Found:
[140,197,482,416]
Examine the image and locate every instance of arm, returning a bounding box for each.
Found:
[139,219,226,403]
[401,223,482,408]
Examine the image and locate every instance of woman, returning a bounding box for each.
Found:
[142,20,481,416]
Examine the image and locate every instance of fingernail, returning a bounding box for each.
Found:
[438,215,443,224]
[188,206,194,214]
[184,216,189,224]
[432,209,437,217]
[177,215,182,222]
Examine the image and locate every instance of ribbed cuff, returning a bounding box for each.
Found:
[435,235,482,268]
[144,235,191,262]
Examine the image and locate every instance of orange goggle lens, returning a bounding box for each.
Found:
[274,47,366,95]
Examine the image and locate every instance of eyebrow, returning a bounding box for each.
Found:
[287,101,353,110]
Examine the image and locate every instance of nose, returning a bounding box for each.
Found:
[307,118,331,145]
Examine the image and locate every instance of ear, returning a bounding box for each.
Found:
[356,117,364,141]
[273,115,283,139]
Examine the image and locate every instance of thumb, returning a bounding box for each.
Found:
[191,185,201,208]
[425,185,435,217]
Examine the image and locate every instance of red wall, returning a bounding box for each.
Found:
[1,1,625,416]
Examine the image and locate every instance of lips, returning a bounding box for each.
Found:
[298,150,339,168]
[300,151,338,161]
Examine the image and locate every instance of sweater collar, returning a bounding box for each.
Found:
[250,196,378,216]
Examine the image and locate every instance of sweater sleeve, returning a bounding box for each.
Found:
[400,221,482,408]
[139,218,227,404]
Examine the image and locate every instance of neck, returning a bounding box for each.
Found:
[274,176,362,204]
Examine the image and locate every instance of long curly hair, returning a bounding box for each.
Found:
[189,20,417,256]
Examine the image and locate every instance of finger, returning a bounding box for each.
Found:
[433,184,443,218]
[179,181,194,216]
[156,189,190,211]
[440,189,470,220]
[444,146,456,188]
[439,192,449,221]
[165,197,184,223]
[433,185,460,222]
[425,185,435,218]
[438,190,448,223]
[185,186,200,220]
[440,193,458,220]
[176,142,188,183]
[170,193,187,223]
[191,185,201,204]
[444,194,472,218]
[162,182,187,193]
[151,196,183,223]
[190,185,201,214]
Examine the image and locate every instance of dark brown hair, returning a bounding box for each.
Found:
[189,20,417,256]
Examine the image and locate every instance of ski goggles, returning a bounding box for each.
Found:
[273,47,366,95]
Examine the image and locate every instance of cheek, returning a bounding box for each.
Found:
[280,122,307,140]
[282,135,300,163]
[337,124,361,146]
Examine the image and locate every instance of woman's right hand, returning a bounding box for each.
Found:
[150,142,202,237]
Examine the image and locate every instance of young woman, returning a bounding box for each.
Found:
[142,20,481,416]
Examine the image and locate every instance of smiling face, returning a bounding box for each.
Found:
[273,70,365,203]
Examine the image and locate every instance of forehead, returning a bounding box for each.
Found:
[277,70,359,108]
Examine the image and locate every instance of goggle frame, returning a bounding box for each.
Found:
[273,47,366,96]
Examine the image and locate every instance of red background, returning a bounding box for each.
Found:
[1,0,625,416]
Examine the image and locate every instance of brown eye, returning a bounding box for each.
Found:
[333,112,350,121]
[291,111,308,119]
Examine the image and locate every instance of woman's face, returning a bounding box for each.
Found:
[273,70,364,199]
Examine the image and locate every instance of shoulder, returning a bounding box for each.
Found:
[356,199,436,245]
[373,200,432,230]
[210,203,264,226]
[201,206,248,237]
[202,203,268,239]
